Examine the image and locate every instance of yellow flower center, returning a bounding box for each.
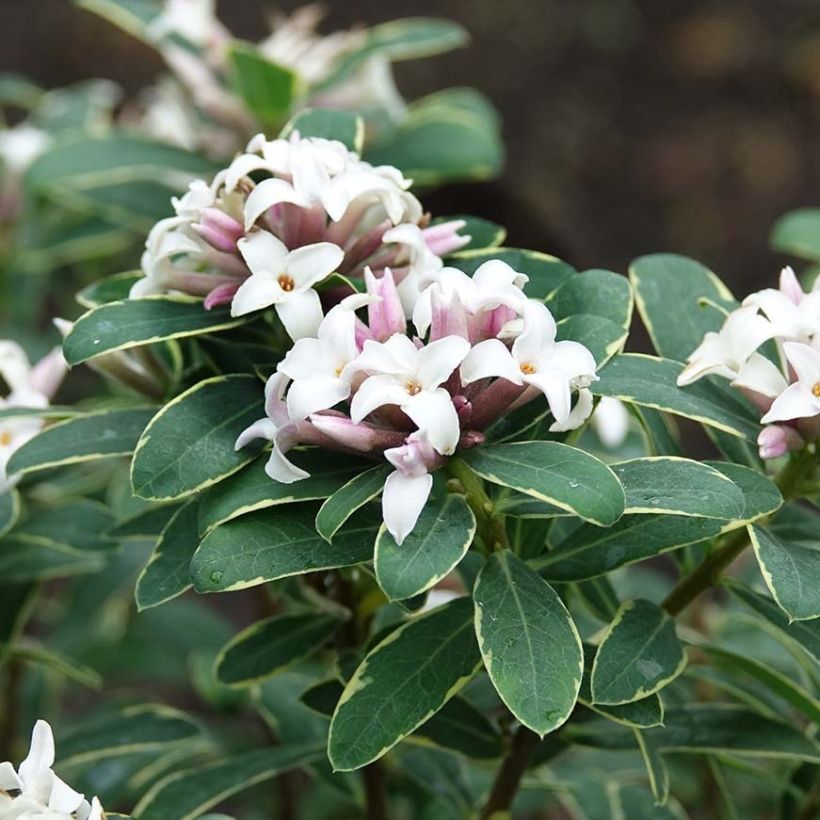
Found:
[405,380,422,396]
[520,362,537,375]
[812,381,820,398]
[278,274,295,292]
[0,430,12,446]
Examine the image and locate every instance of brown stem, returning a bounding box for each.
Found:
[479,726,540,820]
[0,658,22,761]
[362,759,389,820]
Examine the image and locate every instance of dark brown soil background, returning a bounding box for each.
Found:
[4,0,820,293]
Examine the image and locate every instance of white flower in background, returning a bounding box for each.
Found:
[743,266,820,343]
[350,334,471,455]
[148,0,227,49]
[591,397,631,449]
[231,230,344,339]
[0,342,67,494]
[461,300,598,430]
[0,720,103,819]
[761,342,820,424]
[0,124,52,176]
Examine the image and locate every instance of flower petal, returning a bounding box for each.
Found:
[235,417,277,450]
[286,241,344,289]
[349,374,407,422]
[275,288,325,340]
[783,341,820,385]
[402,388,461,455]
[415,335,471,389]
[286,376,350,421]
[382,470,433,545]
[237,230,289,275]
[761,383,820,423]
[511,300,558,364]
[230,275,283,316]
[525,368,572,426]
[19,720,55,783]
[549,387,594,432]
[732,353,788,398]
[243,178,307,229]
[460,338,522,385]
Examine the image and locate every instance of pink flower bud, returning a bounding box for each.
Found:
[779,266,804,305]
[422,220,470,257]
[757,424,804,460]
[192,208,244,253]
[203,281,241,310]
[365,267,406,341]
[385,434,442,477]
[28,347,68,399]
[309,413,406,453]
[430,288,469,342]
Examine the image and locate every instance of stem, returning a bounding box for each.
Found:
[662,449,817,616]
[447,458,510,552]
[0,657,22,761]
[362,760,388,820]
[479,726,540,820]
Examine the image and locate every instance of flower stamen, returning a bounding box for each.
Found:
[0,430,11,446]
[520,362,536,375]
[812,381,820,398]
[405,380,422,396]
[278,274,295,292]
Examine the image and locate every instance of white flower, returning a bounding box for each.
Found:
[413,260,528,339]
[382,223,447,314]
[0,343,67,494]
[382,433,439,544]
[0,720,103,819]
[133,216,206,298]
[148,0,225,48]
[0,124,52,175]
[277,294,370,420]
[591,396,631,449]
[743,266,820,343]
[677,305,785,397]
[761,342,820,424]
[231,230,344,339]
[349,334,470,455]
[460,300,597,430]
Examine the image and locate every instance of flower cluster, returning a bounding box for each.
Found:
[0,342,66,493]
[678,266,820,458]
[133,130,466,340]
[236,259,598,543]
[0,721,103,819]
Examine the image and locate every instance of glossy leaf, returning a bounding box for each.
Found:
[14,499,116,553]
[770,208,820,262]
[131,375,263,501]
[107,503,181,541]
[473,551,583,736]
[63,297,242,365]
[464,442,625,526]
[76,271,142,308]
[315,464,390,541]
[228,42,301,125]
[748,525,820,622]
[591,599,686,705]
[328,597,481,771]
[281,108,364,152]
[0,539,104,583]
[7,407,156,475]
[192,506,378,592]
[375,494,475,600]
[0,491,20,539]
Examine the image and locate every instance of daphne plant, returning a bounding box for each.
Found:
[1,109,819,819]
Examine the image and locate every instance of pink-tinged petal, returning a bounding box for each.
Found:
[275,288,325,340]
[19,720,55,782]
[382,470,433,545]
[365,267,406,341]
[783,341,820,385]
[193,208,244,253]
[28,347,67,400]
[264,372,291,426]
[430,288,470,342]
[732,353,788,398]
[309,413,406,453]
[350,374,408,422]
[757,424,804,460]
[780,266,804,305]
[265,430,310,484]
[511,300,558,364]
[549,387,594,432]
[287,377,350,421]
[460,339,522,385]
[402,388,461,455]
[244,178,307,229]
[385,433,441,477]
[526,368,572,426]
[286,242,344,289]
[415,336,471,389]
[204,281,241,310]
[231,275,283,316]
[237,230,289,275]
[422,219,470,257]
[235,417,277,450]
[761,383,820,423]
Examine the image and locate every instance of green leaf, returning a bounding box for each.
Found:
[697,644,820,725]
[374,494,475,600]
[748,525,820,622]
[433,214,505,253]
[215,613,341,687]
[450,247,575,300]
[593,354,760,440]
[14,499,115,553]
[133,744,323,820]
[12,642,102,689]
[557,314,630,370]
[591,599,686,705]
[649,704,820,763]
[131,375,263,501]
[135,501,199,611]
[107,503,181,540]
[630,253,735,361]
[75,0,163,42]
[192,506,378,593]
[328,597,481,771]
[0,491,20,538]
[473,551,583,736]
[410,695,503,760]
[228,42,302,126]
[57,704,201,768]
[199,452,363,536]
[281,108,364,153]
[76,271,142,308]
[578,646,663,728]
[315,464,390,541]
[63,297,243,365]
[613,457,745,519]
[728,582,820,665]
[770,208,820,262]
[6,407,156,475]
[0,539,104,583]
[463,442,625,526]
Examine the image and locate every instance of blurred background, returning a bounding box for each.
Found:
[3,0,820,293]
